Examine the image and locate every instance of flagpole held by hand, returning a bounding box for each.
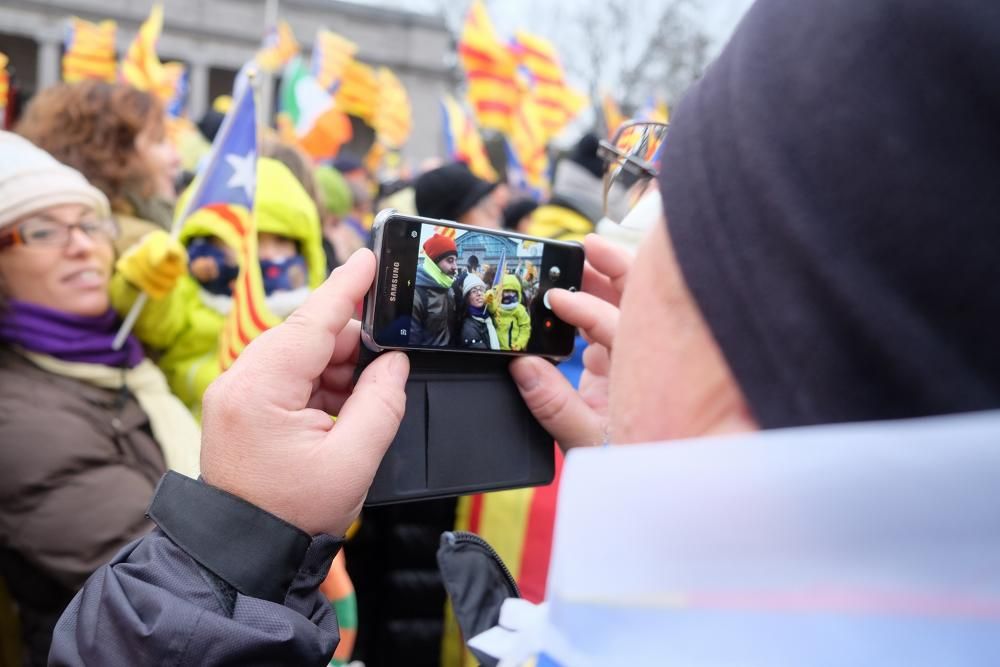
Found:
[112,70,260,351]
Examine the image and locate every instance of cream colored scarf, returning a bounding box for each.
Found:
[22,351,201,478]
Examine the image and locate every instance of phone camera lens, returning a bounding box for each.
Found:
[548,266,561,281]
[410,230,418,239]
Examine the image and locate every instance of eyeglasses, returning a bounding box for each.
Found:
[0,216,120,251]
[598,120,669,224]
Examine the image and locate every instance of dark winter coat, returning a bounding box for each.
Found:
[49,472,341,665]
[411,265,457,347]
[460,315,492,349]
[0,346,166,665]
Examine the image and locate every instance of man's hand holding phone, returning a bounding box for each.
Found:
[510,234,631,450]
[200,250,409,537]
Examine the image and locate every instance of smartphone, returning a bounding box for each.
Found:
[362,210,585,359]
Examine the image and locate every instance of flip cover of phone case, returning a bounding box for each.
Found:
[356,347,555,505]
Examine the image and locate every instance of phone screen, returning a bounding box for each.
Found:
[371,215,584,357]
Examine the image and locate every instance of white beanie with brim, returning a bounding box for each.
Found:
[0,131,111,231]
[462,273,488,298]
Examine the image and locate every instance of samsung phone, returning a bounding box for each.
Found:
[362,210,584,359]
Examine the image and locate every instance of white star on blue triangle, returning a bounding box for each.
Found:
[188,82,257,212]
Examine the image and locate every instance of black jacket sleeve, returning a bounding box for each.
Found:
[49,472,343,666]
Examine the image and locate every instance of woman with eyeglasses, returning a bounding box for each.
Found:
[16,80,181,255]
[0,133,199,666]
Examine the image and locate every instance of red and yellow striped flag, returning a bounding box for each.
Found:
[311,28,356,95]
[373,66,411,149]
[0,53,9,125]
[601,92,625,138]
[442,448,566,667]
[120,5,185,104]
[506,86,551,197]
[256,19,299,72]
[217,204,282,370]
[335,59,378,126]
[440,94,498,182]
[511,31,587,141]
[62,17,117,83]
[457,0,519,134]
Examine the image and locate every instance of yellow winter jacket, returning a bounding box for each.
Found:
[490,274,532,351]
[111,158,326,418]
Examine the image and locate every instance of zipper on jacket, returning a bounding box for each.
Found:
[443,530,521,599]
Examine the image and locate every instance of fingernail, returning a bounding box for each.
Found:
[510,358,540,392]
[388,352,409,383]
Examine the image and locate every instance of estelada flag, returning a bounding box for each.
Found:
[510,31,587,142]
[176,79,280,369]
[440,94,498,182]
[256,19,299,73]
[458,0,518,134]
[62,17,117,83]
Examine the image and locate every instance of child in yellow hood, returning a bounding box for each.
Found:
[487,273,532,351]
[110,157,326,419]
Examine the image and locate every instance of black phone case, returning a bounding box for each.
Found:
[355,346,555,506]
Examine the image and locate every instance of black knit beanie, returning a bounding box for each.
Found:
[415,163,498,222]
[659,0,1000,429]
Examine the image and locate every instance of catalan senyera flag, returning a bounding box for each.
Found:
[374,67,411,149]
[62,17,117,83]
[506,87,551,198]
[442,448,566,667]
[440,94,498,182]
[120,5,186,105]
[458,0,519,134]
[0,53,9,125]
[256,20,299,72]
[335,59,378,126]
[433,225,457,240]
[511,31,587,141]
[602,92,625,138]
[311,28,356,95]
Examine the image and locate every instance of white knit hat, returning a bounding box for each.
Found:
[462,272,488,298]
[0,131,111,231]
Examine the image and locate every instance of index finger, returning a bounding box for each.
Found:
[581,233,632,306]
[231,249,375,409]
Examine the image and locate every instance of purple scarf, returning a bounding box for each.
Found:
[0,300,145,368]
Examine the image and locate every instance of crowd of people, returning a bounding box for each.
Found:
[4,0,1000,664]
[0,67,611,665]
[411,233,535,352]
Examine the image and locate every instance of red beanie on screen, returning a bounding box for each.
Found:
[423,234,458,263]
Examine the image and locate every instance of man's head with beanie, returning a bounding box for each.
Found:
[415,163,500,229]
[423,233,459,277]
[518,0,1000,448]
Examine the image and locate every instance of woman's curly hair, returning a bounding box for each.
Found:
[16,81,165,213]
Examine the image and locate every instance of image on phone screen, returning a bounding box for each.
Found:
[371,216,583,357]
